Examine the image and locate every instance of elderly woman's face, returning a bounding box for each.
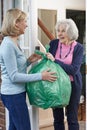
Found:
[57,25,70,44]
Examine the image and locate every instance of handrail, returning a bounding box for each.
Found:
[38,18,55,40]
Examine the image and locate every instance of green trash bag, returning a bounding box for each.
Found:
[26,46,71,109]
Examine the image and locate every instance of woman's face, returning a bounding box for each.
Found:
[57,25,70,44]
[16,19,28,35]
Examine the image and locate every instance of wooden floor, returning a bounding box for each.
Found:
[40,121,86,130]
[40,101,86,130]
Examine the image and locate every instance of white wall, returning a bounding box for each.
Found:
[37,0,85,19]
[38,0,85,10]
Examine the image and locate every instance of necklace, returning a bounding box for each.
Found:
[59,43,72,59]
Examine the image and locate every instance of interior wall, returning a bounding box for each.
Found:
[38,0,85,10]
[38,0,85,20]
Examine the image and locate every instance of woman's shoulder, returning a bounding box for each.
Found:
[49,39,59,46]
[50,39,59,43]
[1,36,15,48]
[0,37,16,55]
[1,37,11,45]
[74,42,84,54]
[75,42,84,50]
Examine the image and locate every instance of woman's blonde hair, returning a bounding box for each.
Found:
[55,19,79,40]
[1,8,27,36]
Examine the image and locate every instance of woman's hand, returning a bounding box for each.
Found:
[42,69,57,82]
[28,53,42,63]
[46,53,55,61]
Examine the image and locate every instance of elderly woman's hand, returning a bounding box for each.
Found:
[46,53,55,61]
[28,53,42,63]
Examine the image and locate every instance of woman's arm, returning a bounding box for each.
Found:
[2,43,57,83]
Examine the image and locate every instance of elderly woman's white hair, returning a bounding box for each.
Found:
[55,19,79,40]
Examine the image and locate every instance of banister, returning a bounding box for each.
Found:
[38,18,55,40]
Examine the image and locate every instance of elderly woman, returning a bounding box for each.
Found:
[47,19,83,130]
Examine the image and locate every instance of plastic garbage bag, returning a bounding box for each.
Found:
[26,46,71,109]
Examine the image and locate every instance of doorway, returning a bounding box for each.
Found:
[66,9,86,121]
[66,10,85,44]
